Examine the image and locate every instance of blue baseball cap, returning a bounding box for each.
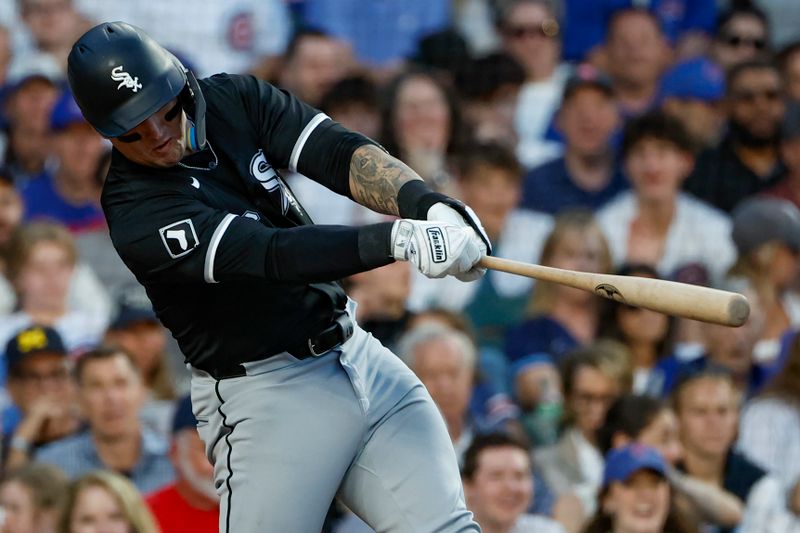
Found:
[660,57,724,103]
[603,444,667,487]
[172,395,197,434]
[50,89,88,131]
[5,325,67,374]
[109,285,159,330]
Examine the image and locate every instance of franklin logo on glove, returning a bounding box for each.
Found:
[426,227,447,263]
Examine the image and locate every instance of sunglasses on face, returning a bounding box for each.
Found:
[721,34,766,50]
[731,89,781,103]
[115,100,182,143]
[504,19,560,40]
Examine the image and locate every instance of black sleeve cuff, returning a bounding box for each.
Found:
[397,180,451,219]
[357,222,395,269]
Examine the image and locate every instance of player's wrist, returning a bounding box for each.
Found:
[397,180,451,220]
[358,222,396,268]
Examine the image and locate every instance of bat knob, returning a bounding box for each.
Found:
[727,294,750,327]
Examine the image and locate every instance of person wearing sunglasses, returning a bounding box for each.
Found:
[710,4,771,72]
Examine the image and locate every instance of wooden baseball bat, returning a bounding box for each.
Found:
[478,256,750,327]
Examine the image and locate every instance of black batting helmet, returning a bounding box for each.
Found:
[67,21,206,149]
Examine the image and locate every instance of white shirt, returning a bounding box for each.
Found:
[73,0,291,77]
[512,514,566,533]
[597,191,736,284]
[0,310,107,358]
[738,397,800,488]
[408,209,553,312]
[739,474,800,533]
[515,65,570,169]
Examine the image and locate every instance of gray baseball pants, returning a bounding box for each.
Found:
[190,301,480,532]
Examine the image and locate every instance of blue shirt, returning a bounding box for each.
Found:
[35,429,174,495]
[505,316,580,375]
[521,157,628,215]
[302,0,450,66]
[562,0,716,62]
[20,172,105,233]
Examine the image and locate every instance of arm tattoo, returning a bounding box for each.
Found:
[349,145,422,216]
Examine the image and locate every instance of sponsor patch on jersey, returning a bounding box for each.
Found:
[159,219,199,259]
[242,210,260,221]
[426,227,448,263]
[249,149,289,215]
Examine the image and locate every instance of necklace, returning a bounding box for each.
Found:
[178,141,218,171]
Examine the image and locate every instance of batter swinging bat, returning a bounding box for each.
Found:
[478,256,750,327]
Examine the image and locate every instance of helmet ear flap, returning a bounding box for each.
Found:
[178,68,206,151]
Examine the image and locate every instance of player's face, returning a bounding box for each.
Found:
[677,378,738,460]
[637,408,683,465]
[604,470,670,533]
[625,138,693,204]
[465,446,533,530]
[109,98,187,168]
[69,485,130,533]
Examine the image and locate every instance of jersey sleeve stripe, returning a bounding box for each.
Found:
[204,213,237,283]
[288,112,330,172]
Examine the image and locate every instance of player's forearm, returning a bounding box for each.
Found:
[667,467,743,526]
[348,144,423,216]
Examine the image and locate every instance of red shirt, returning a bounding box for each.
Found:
[146,484,219,533]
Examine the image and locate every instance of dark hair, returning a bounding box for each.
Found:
[726,58,780,90]
[74,346,140,384]
[597,394,666,455]
[454,52,525,102]
[496,0,553,30]
[607,7,663,38]
[457,141,522,181]
[716,3,769,39]
[778,41,800,74]
[621,110,695,159]
[671,367,736,413]
[462,432,530,480]
[283,28,332,63]
[379,68,469,159]
[597,264,676,361]
[319,76,378,116]
[0,166,12,187]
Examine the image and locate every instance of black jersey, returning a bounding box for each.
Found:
[102,74,388,368]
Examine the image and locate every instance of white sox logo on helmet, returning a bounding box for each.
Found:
[111,65,143,93]
[249,149,289,215]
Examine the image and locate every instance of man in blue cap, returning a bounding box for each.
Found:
[18,88,107,233]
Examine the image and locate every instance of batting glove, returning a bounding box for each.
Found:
[427,201,491,281]
[390,219,482,280]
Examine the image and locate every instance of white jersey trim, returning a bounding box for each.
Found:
[204,213,237,283]
[289,113,329,172]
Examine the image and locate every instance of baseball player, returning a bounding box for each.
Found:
[68,22,489,532]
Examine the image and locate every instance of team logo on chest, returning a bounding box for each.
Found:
[249,149,289,215]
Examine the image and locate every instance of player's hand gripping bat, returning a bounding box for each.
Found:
[479,256,750,327]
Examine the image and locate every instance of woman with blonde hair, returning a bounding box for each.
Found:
[59,471,159,533]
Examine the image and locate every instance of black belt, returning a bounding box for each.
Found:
[197,313,354,380]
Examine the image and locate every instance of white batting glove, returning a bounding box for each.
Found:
[390,219,482,280]
[427,202,490,281]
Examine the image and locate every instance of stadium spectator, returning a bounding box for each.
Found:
[409,142,553,350]
[18,0,84,70]
[598,111,736,283]
[0,168,23,271]
[583,444,696,533]
[146,396,218,533]
[0,25,10,87]
[396,323,519,460]
[19,89,106,234]
[105,285,176,440]
[685,60,786,213]
[602,9,671,118]
[455,52,525,148]
[597,265,676,395]
[36,347,174,494]
[379,69,467,193]
[2,326,80,470]
[301,0,450,71]
[59,470,159,533]
[73,0,291,78]
[710,5,771,72]
[0,463,68,533]
[0,222,108,357]
[498,0,569,169]
[763,101,800,208]
[729,197,800,365]
[534,342,631,517]
[778,41,800,101]
[2,55,61,183]
[597,395,743,529]
[673,370,793,532]
[462,433,565,533]
[521,68,626,215]
[738,333,800,494]
[505,211,610,374]
[319,76,380,140]
[659,57,727,151]
[277,29,354,108]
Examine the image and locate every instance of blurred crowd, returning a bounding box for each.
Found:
[0,0,799,532]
